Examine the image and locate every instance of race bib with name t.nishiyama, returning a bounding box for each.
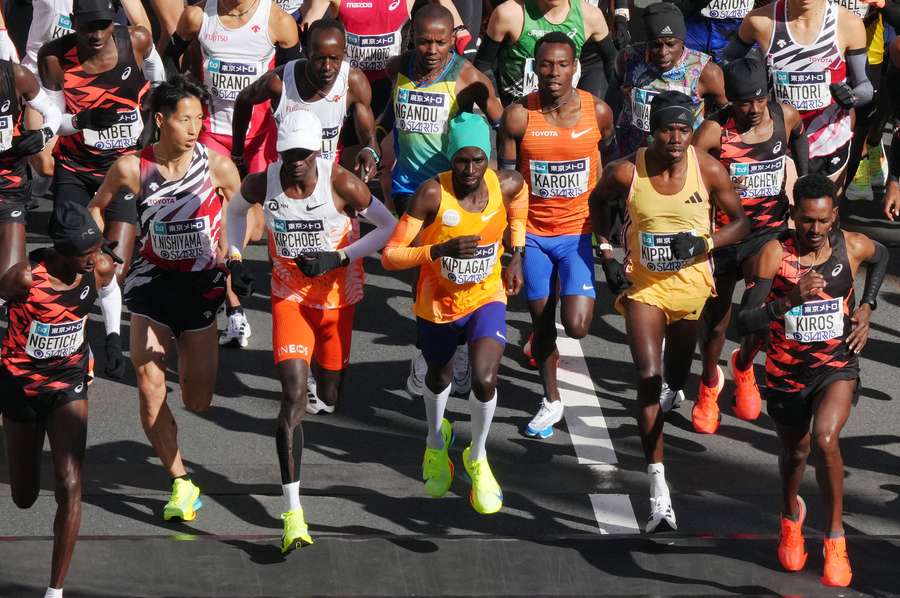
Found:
[150,216,213,261]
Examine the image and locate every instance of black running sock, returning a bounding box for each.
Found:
[173,475,190,482]
[226,306,244,317]
[827,531,845,539]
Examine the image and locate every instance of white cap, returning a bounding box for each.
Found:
[276,110,323,153]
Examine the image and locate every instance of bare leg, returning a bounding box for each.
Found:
[698,274,737,387]
[275,359,310,484]
[811,379,855,534]
[623,299,668,464]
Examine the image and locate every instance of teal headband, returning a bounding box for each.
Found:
[445,112,491,161]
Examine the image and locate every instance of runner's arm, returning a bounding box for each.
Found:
[736,237,782,334]
[348,68,381,182]
[93,251,117,289]
[381,179,443,270]
[458,63,504,125]
[783,104,808,177]
[845,231,888,308]
[499,169,526,294]
[724,9,769,61]
[299,0,338,29]
[208,150,243,259]
[703,154,750,248]
[226,172,267,258]
[589,158,633,259]
[232,70,283,169]
[0,262,32,303]
[271,7,301,65]
[595,97,617,166]
[691,120,723,159]
[16,63,61,136]
[165,5,204,70]
[0,5,17,62]
[474,1,518,77]
[121,0,153,33]
[332,165,397,262]
[88,155,142,232]
[497,102,527,171]
[698,62,728,110]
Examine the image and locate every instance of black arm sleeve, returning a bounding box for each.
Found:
[663,0,711,17]
[861,241,889,307]
[723,36,755,62]
[163,33,191,73]
[789,120,809,177]
[474,36,501,77]
[275,43,302,67]
[890,129,900,181]
[737,277,777,335]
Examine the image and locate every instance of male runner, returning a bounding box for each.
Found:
[475,0,616,106]
[232,19,380,183]
[171,0,300,349]
[736,174,888,587]
[664,0,754,60]
[617,2,727,156]
[688,57,808,432]
[38,0,158,379]
[382,112,528,515]
[726,0,872,189]
[88,76,241,522]
[226,109,396,553]
[590,91,748,531]
[498,31,614,438]
[0,202,116,598]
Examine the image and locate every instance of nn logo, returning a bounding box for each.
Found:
[684,192,704,204]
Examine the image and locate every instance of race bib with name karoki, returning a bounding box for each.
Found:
[529,158,590,199]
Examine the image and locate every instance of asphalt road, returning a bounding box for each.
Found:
[1,199,899,597]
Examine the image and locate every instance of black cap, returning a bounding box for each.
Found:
[50,202,122,263]
[724,57,770,101]
[649,90,694,132]
[643,3,686,41]
[72,0,117,24]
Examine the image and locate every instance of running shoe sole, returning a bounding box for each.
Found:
[163,498,203,522]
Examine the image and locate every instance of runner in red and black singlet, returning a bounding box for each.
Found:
[0,200,115,598]
[736,174,889,587]
[690,57,809,429]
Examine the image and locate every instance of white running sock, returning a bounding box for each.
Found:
[282,480,301,513]
[468,390,497,460]
[45,587,63,598]
[424,383,452,449]
[648,463,669,499]
[98,279,122,336]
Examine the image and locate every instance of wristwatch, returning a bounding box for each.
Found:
[510,246,525,256]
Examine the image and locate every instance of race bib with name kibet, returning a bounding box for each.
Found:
[346,32,402,72]
[730,157,785,198]
[631,88,660,132]
[639,231,694,272]
[82,109,143,151]
[0,115,12,151]
[206,58,260,101]
[784,297,844,342]
[441,243,497,284]
[25,318,86,359]
[773,70,831,111]
[395,89,451,134]
[51,14,74,39]
[150,216,213,261]
[701,0,754,19]
[272,218,328,258]
[530,158,589,199]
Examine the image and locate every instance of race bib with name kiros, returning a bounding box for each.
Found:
[639,231,692,272]
[272,218,328,258]
[530,158,589,199]
[441,243,497,284]
[346,32,402,72]
[730,157,785,198]
[395,89,451,135]
[150,216,213,261]
[784,297,844,342]
[25,318,86,359]
[773,70,831,111]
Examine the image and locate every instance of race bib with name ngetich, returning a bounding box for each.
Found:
[530,158,590,199]
[730,156,785,198]
[784,297,844,342]
[441,242,498,284]
[272,218,329,258]
[150,216,213,261]
[25,318,86,359]
[773,70,831,111]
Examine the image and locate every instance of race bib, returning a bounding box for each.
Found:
[701,0,754,19]
[522,58,582,96]
[274,0,302,13]
[529,158,590,199]
[440,242,497,284]
[82,110,143,150]
[639,231,692,272]
[25,318,86,359]
[631,88,660,132]
[206,58,260,102]
[50,14,74,39]
[784,297,844,342]
[773,70,831,111]
[346,32,402,72]
[150,216,213,261]
[836,0,870,19]
[730,157,785,198]
[321,126,339,162]
[0,115,12,152]
[395,88,451,134]
[272,218,328,258]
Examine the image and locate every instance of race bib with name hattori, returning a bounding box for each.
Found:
[25,318,86,359]
[395,88,451,135]
[529,158,590,199]
[441,242,498,284]
[346,32,402,72]
[272,218,328,258]
[730,156,785,198]
[206,58,260,102]
[701,0,754,19]
[773,70,831,111]
[150,216,213,261]
[784,297,844,342]
[631,88,660,132]
[639,231,692,272]
[82,110,143,151]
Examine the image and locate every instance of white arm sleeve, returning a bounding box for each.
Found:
[25,87,62,135]
[142,45,166,83]
[226,190,253,257]
[45,88,81,136]
[0,29,18,63]
[343,196,397,262]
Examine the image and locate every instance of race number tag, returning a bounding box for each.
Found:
[346,32,402,72]
[82,110,143,150]
[51,14,74,39]
[321,126,340,162]
[25,318,86,359]
[784,297,844,342]
[206,58,260,101]
[631,88,660,132]
[274,0,302,13]
[773,70,831,111]
[838,0,870,19]
[441,242,497,284]
[529,158,590,199]
[395,89,451,134]
[150,216,213,261]
[522,58,582,96]
[730,157,785,198]
[639,231,691,272]
[0,115,12,152]
[700,0,754,19]
[272,218,328,258]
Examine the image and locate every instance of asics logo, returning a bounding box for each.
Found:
[480,210,498,222]
[831,263,843,277]
[388,0,402,10]
[80,286,91,299]
[0,100,9,112]
[122,67,132,80]
[74,383,84,394]
[772,141,783,154]
[571,128,593,139]
[123,193,135,201]
[10,210,21,218]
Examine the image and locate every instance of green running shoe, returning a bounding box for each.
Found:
[163,478,202,522]
[462,446,503,515]
[422,418,454,498]
[281,508,314,554]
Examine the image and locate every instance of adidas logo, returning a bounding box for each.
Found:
[684,192,704,204]
[660,25,673,35]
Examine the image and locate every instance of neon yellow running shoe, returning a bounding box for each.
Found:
[281,508,314,555]
[462,446,503,515]
[163,478,202,522]
[422,418,454,498]
[846,157,873,201]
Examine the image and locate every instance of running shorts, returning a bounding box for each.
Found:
[271,298,355,371]
[0,183,31,224]
[199,130,276,175]
[0,368,88,423]
[810,140,851,177]
[523,232,596,301]
[684,14,742,61]
[712,229,784,278]
[52,164,137,224]
[766,369,859,427]
[124,257,227,337]
[616,288,709,324]
[417,301,506,365]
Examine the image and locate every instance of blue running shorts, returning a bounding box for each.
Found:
[523,233,596,301]
[417,302,507,365]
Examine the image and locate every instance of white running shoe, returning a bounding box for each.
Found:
[305,374,334,414]
[406,351,427,397]
[219,311,251,348]
[525,398,564,439]
[646,495,678,533]
[659,383,685,413]
[450,344,471,395]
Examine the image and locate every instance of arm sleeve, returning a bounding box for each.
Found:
[474,36,501,76]
[25,87,61,135]
[723,36,755,62]
[736,277,776,335]
[275,42,302,67]
[846,49,874,106]
[342,197,397,261]
[505,181,529,248]
[142,45,167,82]
[861,241,889,307]
[890,129,900,181]
[226,190,253,257]
[789,119,809,177]
[380,214,434,270]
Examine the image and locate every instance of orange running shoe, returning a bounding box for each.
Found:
[730,349,761,420]
[692,366,723,434]
[822,536,852,587]
[778,495,807,572]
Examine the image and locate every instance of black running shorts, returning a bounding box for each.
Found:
[766,368,860,428]
[0,368,88,423]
